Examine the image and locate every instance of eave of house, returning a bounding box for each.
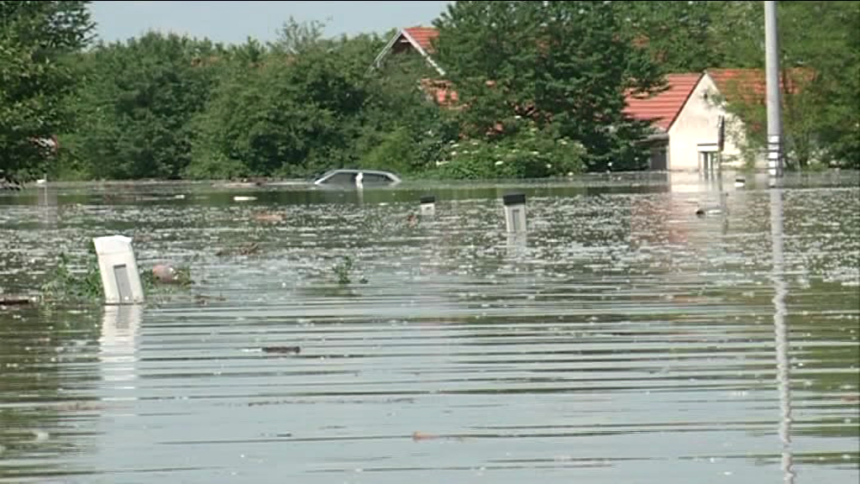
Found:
[372,28,446,76]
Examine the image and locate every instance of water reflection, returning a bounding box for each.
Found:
[98,305,142,401]
[37,185,58,227]
[770,188,795,483]
[505,234,528,259]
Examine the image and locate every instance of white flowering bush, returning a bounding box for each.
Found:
[434,126,586,179]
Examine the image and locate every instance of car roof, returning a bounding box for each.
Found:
[315,169,401,182]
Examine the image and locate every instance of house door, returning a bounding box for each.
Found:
[698,143,720,173]
[650,147,667,171]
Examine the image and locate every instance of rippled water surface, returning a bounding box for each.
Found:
[1,172,858,483]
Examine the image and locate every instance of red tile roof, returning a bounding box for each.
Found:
[707,68,813,105]
[403,27,439,53]
[624,73,702,131]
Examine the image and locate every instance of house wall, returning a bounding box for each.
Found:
[667,75,752,171]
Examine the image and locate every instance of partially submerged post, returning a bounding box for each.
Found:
[503,193,527,234]
[93,235,145,305]
[765,0,784,180]
[420,195,436,217]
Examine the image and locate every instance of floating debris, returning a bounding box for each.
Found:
[233,196,257,202]
[412,431,466,442]
[696,207,723,217]
[152,264,178,284]
[261,346,301,355]
[194,294,227,306]
[216,242,261,257]
[150,263,192,286]
[0,295,35,306]
[253,212,284,223]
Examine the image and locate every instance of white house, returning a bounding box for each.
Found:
[625,69,777,172]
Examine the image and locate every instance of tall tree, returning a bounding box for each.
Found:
[0,1,94,179]
[433,1,666,171]
[67,32,223,179]
[619,1,725,73]
[780,1,859,168]
[713,1,859,169]
[188,24,384,179]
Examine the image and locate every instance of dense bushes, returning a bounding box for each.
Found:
[435,125,586,179]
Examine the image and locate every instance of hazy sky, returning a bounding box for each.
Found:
[90,1,452,44]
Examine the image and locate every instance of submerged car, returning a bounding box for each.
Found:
[313,169,401,188]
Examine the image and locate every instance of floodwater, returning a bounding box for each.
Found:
[1,171,858,483]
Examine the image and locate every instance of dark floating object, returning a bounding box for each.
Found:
[696,206,723,217]
[502,193,526,206]
[0,295,34,306]
[420,195,436,204]
[262,346,301,355]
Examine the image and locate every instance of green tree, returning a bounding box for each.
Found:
[784,1,860,169]
[619,1,726,73]
[65,32,223,179]
[713,1,860,170]
[0,1,94,179]
[188,23,385,179]
[432,1,665,172]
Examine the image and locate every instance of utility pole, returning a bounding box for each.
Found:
[765,1,784,179]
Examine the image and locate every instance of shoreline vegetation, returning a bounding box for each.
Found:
[2,1,857,184]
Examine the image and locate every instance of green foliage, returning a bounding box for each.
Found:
[792,1,860,169]
[333,256,354,285]
[359,127,417,174]
[0,1,94,180]
[66,32,223,179]
[617,2,770,74]
[433,124,586,180]
[432,1,665,171]
[187,28,386,179]
[618,1,725,73]
[332,256,367,285]
[40,252,103,302]
[4,2,857,179]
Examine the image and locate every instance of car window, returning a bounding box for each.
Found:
[362,173,392,184]
[323,172,355,185]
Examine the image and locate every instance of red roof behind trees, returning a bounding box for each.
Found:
[403,27,439,53]
[707,68,813,105]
